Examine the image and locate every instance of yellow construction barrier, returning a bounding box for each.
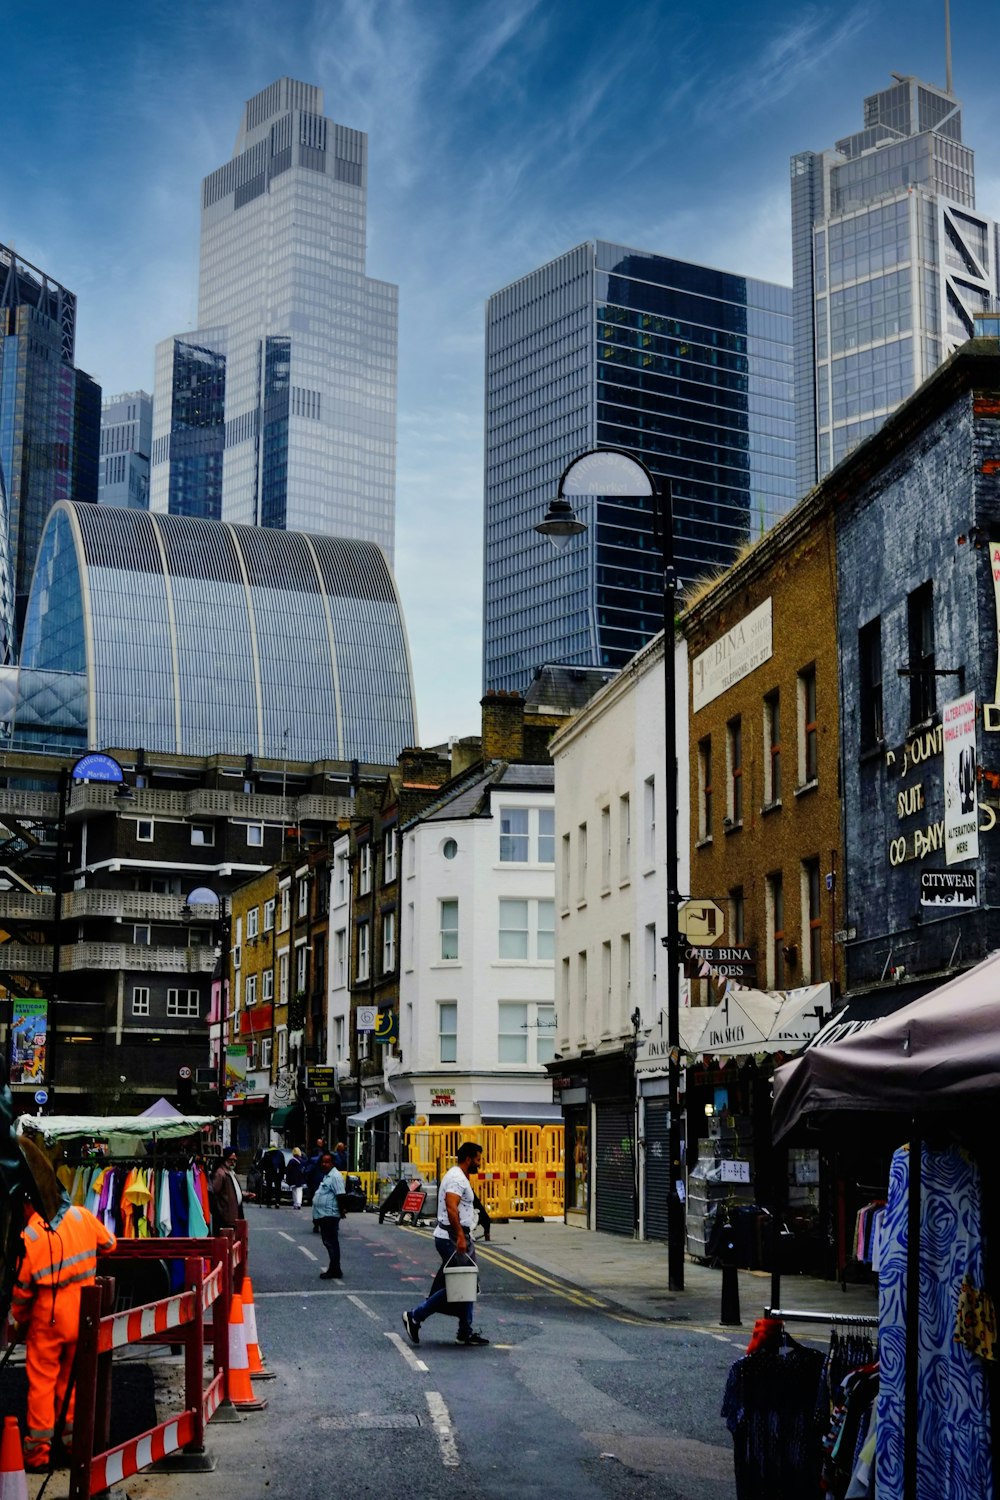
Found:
[354,1170,379,1207]
[403,1125,565,1219]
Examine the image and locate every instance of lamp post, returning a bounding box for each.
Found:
[49,752,133,1109]
[536,447,685,1290]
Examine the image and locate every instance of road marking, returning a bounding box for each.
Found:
[299,1245,319,1263]
[384,1331,428,1373]
[347,1294,381,1322]
[278,1231,295,1244]
[425,1391,459,1468]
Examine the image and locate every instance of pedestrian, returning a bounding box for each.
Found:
[312,1151,346,1279]
[285,1146,306,1209]
[402,1141,489,1347]
[261,1144,285,1208]
[11,1172,117,1471]
[305,1142,327,1228]
[209,1148,245,1233]
[332,1140,348,1170]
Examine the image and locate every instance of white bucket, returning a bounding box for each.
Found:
[443,1258,478,1305]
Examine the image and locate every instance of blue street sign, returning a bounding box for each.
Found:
[34,1089,48,1105]
[71,752,125,784]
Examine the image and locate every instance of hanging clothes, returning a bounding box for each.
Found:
[157,1170,173,1238]
[876,1142,993,1500]
[722,1336,825,1498]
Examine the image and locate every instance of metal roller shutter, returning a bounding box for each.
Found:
[595,1102,635,1237]
[643,1100,670,1241]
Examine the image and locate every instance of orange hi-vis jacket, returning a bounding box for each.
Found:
[12,1205,117,1333]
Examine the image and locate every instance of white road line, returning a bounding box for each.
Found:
[347,1294,381,1322]
[425,1391,460,1468]
[298,1244,319,1263]
[278,1231,295,1244]
[384,1331,428,1373]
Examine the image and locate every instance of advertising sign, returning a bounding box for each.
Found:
[920,870,979,908]
[692,598,772,712]
[942,693,979,865]
[10,999,47,1084]
[374,1010,399,1045]
[309,1066,338,1099]
[356,1006,377,1032]
[225,1044,248,1100]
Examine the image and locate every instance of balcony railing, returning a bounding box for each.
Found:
[0,789,60,820]
[66,784,352,824]
[0,892,55,921]
[62,891,221,922]
[0,942,217,974]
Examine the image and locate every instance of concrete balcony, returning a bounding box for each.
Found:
[0,891,55,921]
[66,784,348,825]
[295,794,352,822]
[0,789,60,820]
[0,942,217,974]
[62,890,220,923]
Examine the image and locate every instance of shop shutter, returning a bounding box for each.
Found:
[595,1102,635,1236]
[643,1100,670,1241]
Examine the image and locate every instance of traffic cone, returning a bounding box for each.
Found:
[241,1276,274,1380]
[0,1416,29,1500]
[227,1294,267,1410]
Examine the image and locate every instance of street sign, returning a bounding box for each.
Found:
[34,1089,48,1105]
[677,899,725,943]
[71,752,125,784]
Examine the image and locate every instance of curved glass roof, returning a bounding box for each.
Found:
[14,501,417,762]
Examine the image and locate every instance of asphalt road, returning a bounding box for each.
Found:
[132,1203,741,1500]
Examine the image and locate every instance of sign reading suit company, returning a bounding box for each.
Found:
[692,598,773,712]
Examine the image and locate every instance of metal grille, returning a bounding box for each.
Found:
[643,1100,671,1242]
[595,1103,635,1237]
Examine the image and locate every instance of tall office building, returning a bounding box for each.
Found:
[483,241,794,694]
[0,242,100,656]
[98,391,152,509]
[151,77,398,558]
[792,73,998,492]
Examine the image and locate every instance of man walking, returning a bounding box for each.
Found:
[402,1141,489,1347]
[312,1152,346,1279]
[209,1149,245,1233]
[260,1145,285,1208]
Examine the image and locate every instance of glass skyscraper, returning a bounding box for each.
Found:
[483,241,794,693]
[98,391,152,509]
[0,242,100,658]
[792,73,998,492]
[151,77,398,559]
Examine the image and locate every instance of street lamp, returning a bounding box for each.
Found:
[49,752,133,1107]
[536,447,685,1290]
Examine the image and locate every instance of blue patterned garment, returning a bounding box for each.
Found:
[875,1143,992,1499]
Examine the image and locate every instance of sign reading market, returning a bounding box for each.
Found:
[692,597,773,712]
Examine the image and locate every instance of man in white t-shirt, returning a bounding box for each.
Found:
[402,1141,489,1347]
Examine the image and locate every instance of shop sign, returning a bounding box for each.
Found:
[943,693,979,865]
[340,1086,360,1112]
[309,1066,338,1099]
[431,1089,456,1108]
[692,597,772,712]
[356,1006,377,1032]
[720,1160,751,1184]
[920,870,979,908]
[684,945,756,979]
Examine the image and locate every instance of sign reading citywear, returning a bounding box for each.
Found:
[692,598,772,712]
[942,693,979,866]
[920,870,979,908]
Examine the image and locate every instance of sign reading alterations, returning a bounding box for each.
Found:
[942,693,979,866]
[692,598,773,712]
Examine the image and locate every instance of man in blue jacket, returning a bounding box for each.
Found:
[311,1152,346,1279]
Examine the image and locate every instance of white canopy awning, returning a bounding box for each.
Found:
[683,982,832,1059]
[17,1112,216,1144]
[347,1101,398,1128]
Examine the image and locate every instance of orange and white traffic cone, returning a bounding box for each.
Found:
[227,1294,267,1410]
[241,1276,275,1380]
[0,1416,29,1500]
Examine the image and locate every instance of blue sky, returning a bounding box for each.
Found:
[7,0,1000,747]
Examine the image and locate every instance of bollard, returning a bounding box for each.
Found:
[718,1216,742,1327]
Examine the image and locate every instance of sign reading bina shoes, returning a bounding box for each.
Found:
[691,598,772,712]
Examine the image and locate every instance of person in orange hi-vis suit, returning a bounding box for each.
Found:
[10,1200,116,1470]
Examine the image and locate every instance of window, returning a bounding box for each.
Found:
[278,951,289,1003]
[536,1004,556,1064]
[334,929,347,988]
[191,823,214,847]
[497,1000,555,1065]
[601,806,611,889]
[279,887,290,931]
[730,887,745,944]
[132,986,150,1016]
[233,938,242,971]
[803,859,823,981]
[260,1037,272,1070]
[384,827,397,883]
[578,951,588,1038]
[764,692,782,804]
[356,923,370,983]
[798,666,818,784]
[334,851,348,905]
[131,923,151,947]
[297,879,309,918]
[499,807,529,862]
[537,809,554,863]
[439,900,458,961]
[560,832,571,910]
[245,973,258,1006]
[296,944,308,992]
[499,899,529,959]
[382,911,396,973]
[439,1002,457,1064]
[908,582,935,723]
[697,736,713,841]
[359,844,372,895]
[618,793,631,881]
[727,717,743,825]
[767,873,785,989]
[498,899,554,960]
[499,1001,528,1063]
[262,969,274,1002]
[645,923,657,1014]
[246,823,264,847]
[859,617,884,748]
[166,988,200,1018]
[334,1015,345,1061]
[620,933,631,1014]
[577,822,588,902]
[601,941,612,1034]
[537,900,554,960]
[406,834,416,878]
[277,1029,287,1068]
[246,907,259,939]
[405,902,414,969]
[263,898,275,932]
[136,819,154,842]
[442,839,458,860]
[643,776,656,864]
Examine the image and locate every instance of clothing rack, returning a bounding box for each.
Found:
[764,1307,878,1327]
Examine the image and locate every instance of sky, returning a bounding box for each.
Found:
[7,0,1000,748]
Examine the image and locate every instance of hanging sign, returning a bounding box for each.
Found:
[10,999,47,1084]
[920,870,979,908]
[356,1006,377,1032]
[942,693,979,865]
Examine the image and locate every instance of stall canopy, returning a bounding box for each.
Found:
[772,950,1000,1140]
[347,1101,397,1128]
[478,1101,562,1125]
[682,982,831,1059]
[16,1112,215,1144]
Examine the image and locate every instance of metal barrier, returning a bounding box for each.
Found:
[402,1127,566,1218]
[353,1171,379,1207]
[69,1222,250,1499]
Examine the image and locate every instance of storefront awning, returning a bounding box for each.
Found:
[684,983,832,1059]
[478,1100,563,1125]
[347,1101,397,1127]
[270,1104,301,1130]
[806,975,947,1049]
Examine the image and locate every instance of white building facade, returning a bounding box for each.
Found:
[549,632,689,1237]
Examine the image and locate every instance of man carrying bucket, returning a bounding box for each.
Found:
[402,1141,489,1347]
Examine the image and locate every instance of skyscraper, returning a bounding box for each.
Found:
[483,241,794,694]
[98,391,152,509]
[0,242,100,656]
[151,77,398,558]
[792,73,998,493]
